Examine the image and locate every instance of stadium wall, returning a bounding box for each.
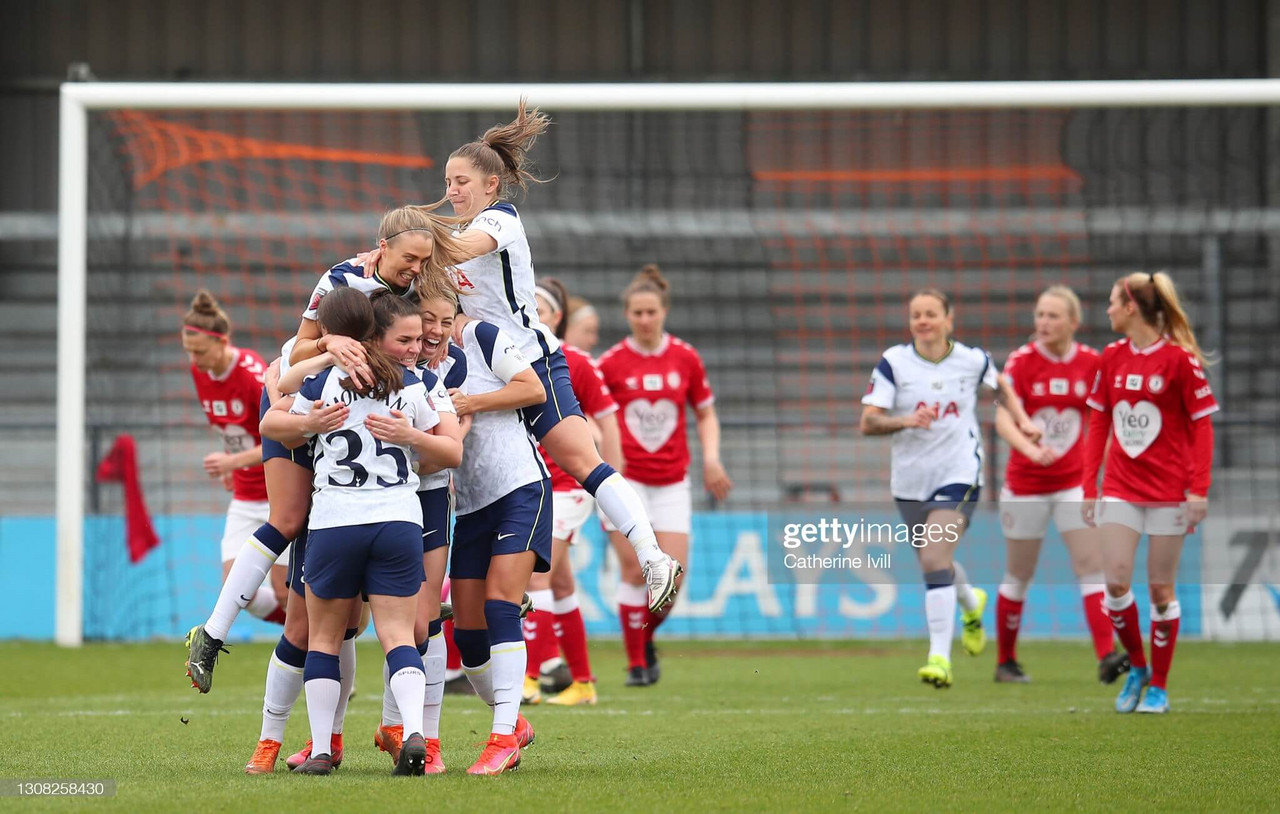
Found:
[5,512,1278,641]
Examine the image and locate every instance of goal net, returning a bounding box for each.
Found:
[63,84,1280,643]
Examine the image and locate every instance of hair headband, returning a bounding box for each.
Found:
[383,227,433,241]
[533,285,562,313]
[183,325,228,340]
[568,304,596,325]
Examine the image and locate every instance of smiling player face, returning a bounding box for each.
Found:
[379,314,423,367]
[908,294,951,345]
[378,231,433,288]
[419,297,456,359]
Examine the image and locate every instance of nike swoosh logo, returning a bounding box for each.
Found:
[423,530,437,537]
[497,533,516,540]
[528,412,544,425]
[240,594,253,603]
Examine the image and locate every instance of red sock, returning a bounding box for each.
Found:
[1150,613,1181,690]
[645,605,672,646]
[996,593,1023,664]
[444,619,461,672]
[554,608,593,682]
[619,604,648,669]
[1082,590,1114,660]
[523,610,558,680]
[1107,597,1147,669]
[264,605,287,626]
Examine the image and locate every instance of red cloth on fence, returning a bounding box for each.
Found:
[95,434,160,563]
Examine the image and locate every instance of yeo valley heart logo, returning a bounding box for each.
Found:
[1032,406,1082,457]
[1112,400,1162,458]
[625,398,679,453]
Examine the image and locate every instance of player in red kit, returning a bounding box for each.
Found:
[995,286,1127,684]
[181,291,287,624]
[598,265,733,687]
[520,278,621,706]
[1082,272,1217,714]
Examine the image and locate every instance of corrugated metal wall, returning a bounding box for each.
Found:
[0,0,1269,212]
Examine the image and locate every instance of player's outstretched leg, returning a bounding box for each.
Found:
[184,625,229,694]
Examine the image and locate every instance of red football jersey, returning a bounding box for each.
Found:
[597,334,715,487]
[1086,337,1219,503]
[191,347,268,502]
[1002,341,1101,495]
[541,344,619,492]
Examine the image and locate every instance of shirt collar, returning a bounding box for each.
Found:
[1127,335,1168,356]
[625,333,671,357]
[205,348,240,382]
[1034,340,1078,363]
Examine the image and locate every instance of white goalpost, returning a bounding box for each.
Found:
[56,78,1280,645]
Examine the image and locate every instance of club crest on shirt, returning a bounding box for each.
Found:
[230,399,245,416]
[1147,374,1165,394]
[1074,380,1088,397]
[667,371,681,389]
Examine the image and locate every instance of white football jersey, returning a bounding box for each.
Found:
[452,320,550,515]
[415,343,467,492]
[291,366,439,529]
[451,203,560,362]
[278,336,298,380]
[861,340,999,501]
[301,259,417,322]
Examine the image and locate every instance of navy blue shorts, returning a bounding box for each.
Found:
[303,521,425,599]
[287,530,307,598]
[519,351,584,441]
[260,390,314,470]
[419,486,452,553]
[895,483,981,530]
[451,480,552,580]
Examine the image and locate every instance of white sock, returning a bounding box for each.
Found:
[952,562,978,613]
[464,661,496,706]
[527,588,554,614]
[380,660,401,727]
[999,571,1029,603]
[594,474,662,566]
[489,640,526,736]
[926,585,957,660]
[1078,571,1106,597]
[422,633,445,739]
[205,537,276,640]
[259,653,303,743]
[389,664,426,741]
[333,637,356,735]
[245,589,280,622]
[304,677,340,758]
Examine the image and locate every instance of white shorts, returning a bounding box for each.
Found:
[220,499,290,566]
[1099,497,1188,537]
[999,486,1089,540]
[600,477,691,536]
[552,490,596,543]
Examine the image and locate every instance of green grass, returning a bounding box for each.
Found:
[0,639,1275,812]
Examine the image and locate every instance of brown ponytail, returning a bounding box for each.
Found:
[316,287,406,400]
[622,264,672,310]
[1116,271,1211,366]
[183,289,230,338]
[449,97,551,199]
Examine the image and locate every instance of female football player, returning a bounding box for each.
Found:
[1082,272,1216,714]
[597,265,731,687]
[564,294,601,354]
[860,288,1039,689]
[522,279,620,706]
[262,287,462,776]
[994,286,1127,684]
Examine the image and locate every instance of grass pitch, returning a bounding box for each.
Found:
[0,639,1275,812]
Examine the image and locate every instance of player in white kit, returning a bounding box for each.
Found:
[860,289,1039,688]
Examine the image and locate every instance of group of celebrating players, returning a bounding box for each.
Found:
[181,101,726,777]
[180,101,1216,781]
[861,273,1215,716]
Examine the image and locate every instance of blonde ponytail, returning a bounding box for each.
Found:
[1117,271,1211,366]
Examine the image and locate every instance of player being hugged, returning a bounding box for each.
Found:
[994,286,1128,685]
[860,288,1039,689]
[181,291,287,625]
[521,279,620,706]
[597,265,732,688]
[362,100,683,614]
[261,287,462,776]
[443,285,550,775]
[1081,272,1217,715]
